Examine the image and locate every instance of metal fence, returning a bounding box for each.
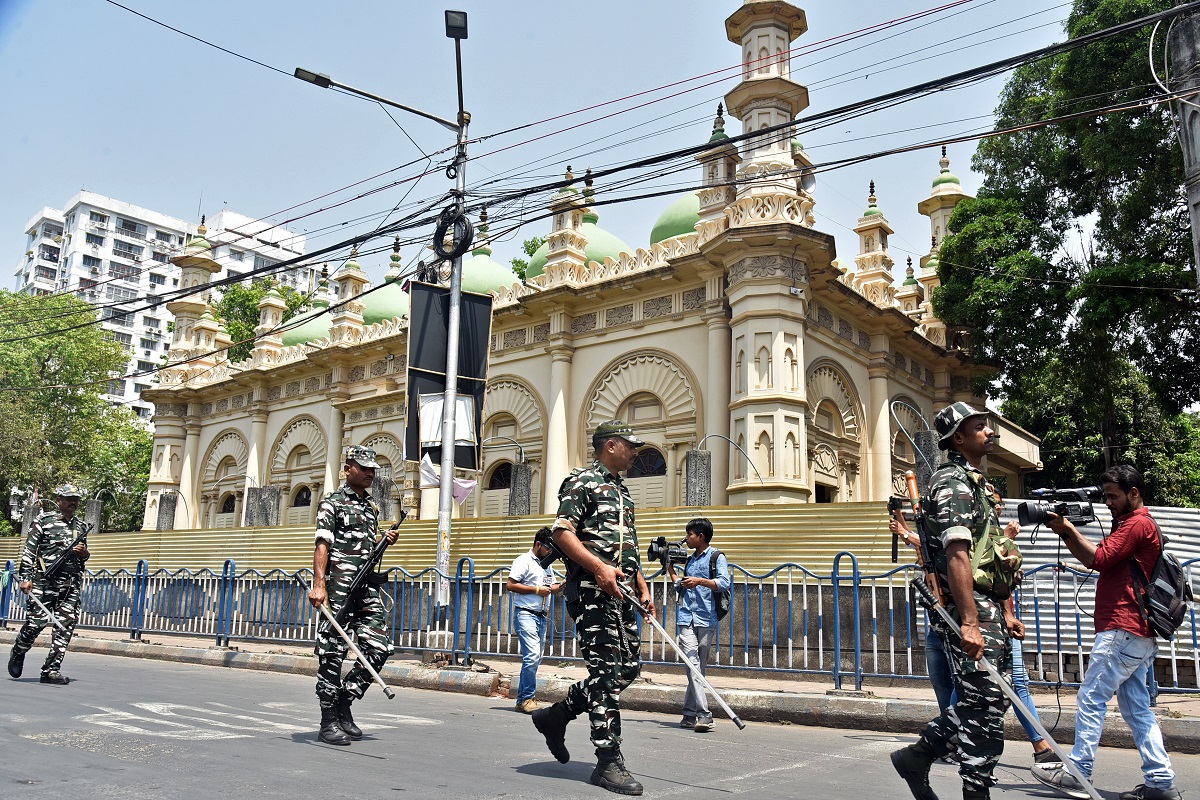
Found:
[3,554,1199,693]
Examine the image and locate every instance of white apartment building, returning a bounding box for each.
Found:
[15,192,311,420]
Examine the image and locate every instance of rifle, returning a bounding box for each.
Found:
[332,511,406,628]
[42,522,93,583]
[900,470,944,607]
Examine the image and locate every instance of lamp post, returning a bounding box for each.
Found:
[8,486,25,535]
[295,10,471,607]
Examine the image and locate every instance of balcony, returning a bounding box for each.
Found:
[115,227,147,242]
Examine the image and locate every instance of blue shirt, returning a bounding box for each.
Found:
[674,547,731,628]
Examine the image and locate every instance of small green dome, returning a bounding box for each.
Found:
[932,170,961,188]
[650,192,700,245]
[862,206,883,218]
[280,281,413,347]
[280,303,333,347]
[462,248,517,294]
[526,218,633,277]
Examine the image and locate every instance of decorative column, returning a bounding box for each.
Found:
[704,307,731,504]
[243,408,269,525]
[543,345,573,512]
[176,418,201,529]
[325,403,345,495]
[867,364,893,502]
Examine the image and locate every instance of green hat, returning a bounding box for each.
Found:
[344,446,380,468]
[54,483,85,498]
[593,420,645,447]
[934,402,987,450]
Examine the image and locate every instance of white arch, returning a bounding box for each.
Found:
[202,430,248,485]
[361,433,403,467]
[585,352,696,432]
[483,378,544,438]
[806,364,861,441]
[269,417,327,482]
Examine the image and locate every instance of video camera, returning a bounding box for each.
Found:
[1017,486,1100,527]
[647,536,688,567]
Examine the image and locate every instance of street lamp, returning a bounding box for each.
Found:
[295,10,472,608]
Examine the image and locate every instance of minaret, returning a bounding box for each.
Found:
[162,217,222,385]
[695,104,741,245]
[249,283,288,365]
[329,248,368,345]
[918,236,947,346]
[541,166,589,281]
[895,256,924,317]
[723,1,810,207]
[850,181,897,308]
[917,146,969,253]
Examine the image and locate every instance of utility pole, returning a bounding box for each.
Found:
[1170,1,1200,283]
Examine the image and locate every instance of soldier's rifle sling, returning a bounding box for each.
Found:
[615,579,746,731]
[25,590,68,632]
[294,572,395,700]
[333,512,407,628]
[42,523,93,583]
[902,470,945,608]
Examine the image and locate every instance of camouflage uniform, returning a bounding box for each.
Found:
[313,485,391,704]
[920,448,1013,793]
[13,510,89,676]
[554,459,642,752]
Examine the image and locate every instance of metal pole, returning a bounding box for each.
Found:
[435,37,470,608]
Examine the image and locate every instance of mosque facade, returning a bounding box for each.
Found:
[140,0,1040,530]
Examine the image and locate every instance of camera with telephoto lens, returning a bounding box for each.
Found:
[1017,486,1100,527]
[647,536,688,567]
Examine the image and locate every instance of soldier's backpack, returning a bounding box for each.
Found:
[1130,521,1194,641]
[694,548,731,621]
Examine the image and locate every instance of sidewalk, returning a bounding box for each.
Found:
[4,627,1200,754]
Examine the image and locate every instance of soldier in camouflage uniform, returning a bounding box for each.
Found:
[306,446,400,746]
[8,483,90,685]
[892,403,1023,800]
[532,420,655,796]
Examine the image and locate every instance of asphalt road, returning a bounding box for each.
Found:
[0,650,1196,799]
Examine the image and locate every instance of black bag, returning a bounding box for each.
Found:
[1130,521,1194,641]
[706,548,731,622]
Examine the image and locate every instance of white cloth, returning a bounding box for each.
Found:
[418,393,476,448]
[419,454,477,504]
[509,550,553,611]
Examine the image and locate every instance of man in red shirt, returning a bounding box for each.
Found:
[1031,465,1180,800]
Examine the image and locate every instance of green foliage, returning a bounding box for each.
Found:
[936,0,1200,503]
[509,236,545,281]
[212,280,305,362]
[0,291,153,529]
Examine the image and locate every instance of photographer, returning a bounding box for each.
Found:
[1030,465,1180,800]
[666,517,730,733]
[891,403,1022,800]
[506,527,563,713]
[531,420,654,796]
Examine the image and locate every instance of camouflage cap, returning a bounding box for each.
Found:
[344,445,380,468]
[54,482,85,498]
[593,420,645,447]
[934,402,988,450]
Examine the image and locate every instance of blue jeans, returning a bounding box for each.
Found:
[1010,639,1044,744]
[1069,629,1175,789]
[925,618,955,711]
[514,609,546,703]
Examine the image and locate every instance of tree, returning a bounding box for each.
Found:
[212,280,306,362]
[934,0,1200,503]
[509,236,545,281]
[0,291,153,530]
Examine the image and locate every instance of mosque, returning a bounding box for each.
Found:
[140,0,1040,530]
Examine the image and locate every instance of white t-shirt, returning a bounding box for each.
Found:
[510,550,553,611]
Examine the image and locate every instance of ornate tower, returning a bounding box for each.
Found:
[161,219,222,385]
[329,248,368,346]
[695,105,741,245]
[541,167,589,282]
[850,181,897,308]
[917,148,969,347]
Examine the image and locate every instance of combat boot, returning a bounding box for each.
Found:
[8,647,24,679]
[335,691,363,740]
[318,701,351,746]
[532,700,575,763]
[39,671,70,685]
[891,737,940,800]
[591,748,643,796]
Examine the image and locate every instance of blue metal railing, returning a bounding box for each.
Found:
[2,555,1199,691]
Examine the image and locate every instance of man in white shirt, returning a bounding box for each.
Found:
[507,527,563,713]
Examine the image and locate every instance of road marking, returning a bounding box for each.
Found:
[77,706,250,740]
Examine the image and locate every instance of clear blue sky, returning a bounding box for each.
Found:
[0,0,1071,286]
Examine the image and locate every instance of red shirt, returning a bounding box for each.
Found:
[1091,506,1160,637]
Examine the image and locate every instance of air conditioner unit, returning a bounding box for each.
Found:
[89,267,99,275]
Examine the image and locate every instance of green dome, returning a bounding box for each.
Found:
[862,206,883,218]
[526,219,633,278]
[932,170,961,188]
[280,280,413,347]
[462,247,517,294]
[281,303,333,347]
[650,192,700,245]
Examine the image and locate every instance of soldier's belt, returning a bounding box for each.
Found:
[582,540,637,555]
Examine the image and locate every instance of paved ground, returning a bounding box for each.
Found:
[4,651,1199,799]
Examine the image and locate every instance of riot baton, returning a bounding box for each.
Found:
[25,590,67,632]
[294,573,395,700]
[616,579,746,730]
[910,577,1101,800]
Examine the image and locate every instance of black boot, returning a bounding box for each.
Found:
[39,671,70,685]
[590,748,643,796]
[336,692,362,740]
[8,647,24,679]
[891,738,940,800]
[532,700,575,763]
[319,701,351,746]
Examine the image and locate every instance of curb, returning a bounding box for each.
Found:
[5,632,1199,753]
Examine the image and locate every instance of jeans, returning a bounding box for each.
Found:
[678,623,715,718]
[925,618,955,712]
[1069,628,1175,789]
[514,609,546,703]
[1010,639,1044,745]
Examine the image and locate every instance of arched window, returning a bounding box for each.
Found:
[619,392,662,425]
[755,346,772,389]
[813,401,842,436]
[735,351,745,394]
[220,494,236,514]
[893,432,913,463]
[292,486,312,507]
[487,462,513,490]
[755,432,773,479]
[627,448,666,478]
[734,435,746,480]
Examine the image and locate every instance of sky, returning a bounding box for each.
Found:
[0,0,1075,288]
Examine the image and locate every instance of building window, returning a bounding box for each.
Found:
[107,285,137,303]
[486,462,513,490]
[112,240,143,260]
[134,384,149,395]
[139,338,156,350]
[220,494,237,514]
[85,232,105,247]
[143,316,160,329]
[627,448,667,478]
[292,487,312,507]
[152,252,169,263]
[149,273,166,287]
[82,255,102,269]
[155,230,174,243]
[136,360,157,373]
[103,308,133,327]
[89,211,108,224]
[110,331,133,347]
[107,380,126,396]
[229,249,245,261]
[110,263,139,281]
[34,266,57,282]
[254,255,277,270]
[227,269,244,282]
[38,245,60,262]
[116,219,147,240]
[42,223,63,239]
